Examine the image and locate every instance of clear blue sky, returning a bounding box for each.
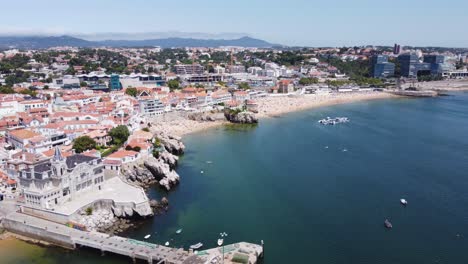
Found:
[1,0,467,47]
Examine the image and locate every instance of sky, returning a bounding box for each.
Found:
[1,0,467,47]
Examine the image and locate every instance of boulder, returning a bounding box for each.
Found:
[224,111,258,124]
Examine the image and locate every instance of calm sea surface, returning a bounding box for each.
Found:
[3,92,468,263]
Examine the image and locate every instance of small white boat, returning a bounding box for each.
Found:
[165,241,170,246]
[144,234,151,239]
[217,238,224,246]
[176,229,183,234]
[400,199,408,205]
[190,242,203,249]
[342,148,348,152]
[206,161,213,164]
[325,146,329,149]
[201,170,204,174]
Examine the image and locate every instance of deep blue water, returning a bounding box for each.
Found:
[7,92,468,263]
[140,93,468,264]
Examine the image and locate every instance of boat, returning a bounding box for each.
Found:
[206,161,213,164]
[318,117,350,125]
[384,219,393,229]
[176,229,183,234]
[165,241,170,246]
[144,234,151,239]
[190,242,204,249]
[217,238,224,246]
[201,170,204,174]
[400,199,408,205]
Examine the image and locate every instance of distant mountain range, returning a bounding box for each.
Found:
[0,35,276,49]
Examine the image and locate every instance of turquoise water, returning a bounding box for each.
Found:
[7,93,468,263]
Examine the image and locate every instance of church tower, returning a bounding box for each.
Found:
[51,147,67,178]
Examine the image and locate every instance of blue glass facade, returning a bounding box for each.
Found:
[371,55,395,78]
[110,74,122,90]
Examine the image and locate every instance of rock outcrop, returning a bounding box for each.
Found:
[122,153,180,191]
[155,132,185,155]
[144,156,180,190]
[225,111,258,124]
[188,112,225,122]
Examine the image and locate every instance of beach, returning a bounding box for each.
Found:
[153,91,397,137]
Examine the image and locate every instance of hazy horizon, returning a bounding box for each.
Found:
[0,0,467,47]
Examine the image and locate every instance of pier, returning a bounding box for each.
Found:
[1,212,263,264]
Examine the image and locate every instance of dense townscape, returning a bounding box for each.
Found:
[0,41,468,263]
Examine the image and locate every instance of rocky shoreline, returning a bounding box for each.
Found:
[71,132,185,234]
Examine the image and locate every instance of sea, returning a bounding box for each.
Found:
[2,92,468,264]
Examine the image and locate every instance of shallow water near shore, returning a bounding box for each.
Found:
[5,92,468,263]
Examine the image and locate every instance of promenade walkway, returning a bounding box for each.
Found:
[2,212,263,264]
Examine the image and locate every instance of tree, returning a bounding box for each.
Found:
[73,136,97,153]
[109,125,130,146]
[43,85,49,90]
[80,81,87,87]
[167,79,180,90]
[125,87,138,97]
[0,86,15,94]
[299,77,319,85]
[238,82,250,90]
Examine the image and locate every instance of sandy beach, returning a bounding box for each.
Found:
[153,91,397,138]
[256,92,397,118]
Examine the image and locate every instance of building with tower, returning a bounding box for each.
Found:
[18,147,106,210]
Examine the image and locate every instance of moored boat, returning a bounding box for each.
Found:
[384,219,393,229]
[190,242,204,249]
[144,234,151,239]
[400,199,408,205]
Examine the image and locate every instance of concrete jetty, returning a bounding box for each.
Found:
[1,212,263,264]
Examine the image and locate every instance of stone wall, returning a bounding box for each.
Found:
[1,217,75,248]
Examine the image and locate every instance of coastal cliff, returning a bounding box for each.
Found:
[122,132,185,191]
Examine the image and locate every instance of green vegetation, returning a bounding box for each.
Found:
[109,125,130,146]
[125,87,138,97]
[101,145,120,157]
[323,57,370,79]
[142,127,150,132]
[299,77,319,85]
[238,82,250,90]
[167,79,180,90]
[72,136,97,153]
[85,207,93,216]
[19,87,37,97]
[5,70,31,86]
[0,54,30,73]
[0,86,15,94]
[125,145,141,152]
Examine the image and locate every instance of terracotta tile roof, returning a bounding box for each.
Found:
[8,129,41,140]
[106,150,138,159]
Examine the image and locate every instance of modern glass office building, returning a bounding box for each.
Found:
[371,55,395,78]
[398,54,431,77]
[109,74,122,90]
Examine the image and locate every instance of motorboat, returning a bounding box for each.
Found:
[165,241,170,246]
[318,117,350,125]
[176,229,183,234]
[190,242,204,249]
[217,239,224,246]
[384,219,393,229]
[400,199,408,205]
[144,234,151,239]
